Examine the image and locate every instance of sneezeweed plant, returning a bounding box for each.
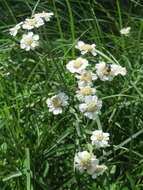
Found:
[9,11,54,51]
[10,10,127,180]
[45,40,127,179]
[73,130,109,179]
[74,130,109,178]
[65,41,126,120]
[68,41,126,178]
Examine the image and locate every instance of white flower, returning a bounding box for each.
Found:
[92,165,107,179]
[111,64,126,76]
[120,27,131,36]
[74,151,107,179]
[76,70,97,87]
[34,11,54,22]
[96,62,127,81]
[22,17,44,30]
[74,151,99,174]
[66,57,89,73]
[20,32,39,51]
[75,41,97,56]
[95,62,114,81]
[76,86,96,101]
[91,130,110,148]
[46,92,69,115]
[79,96,102,120]
[9,22,23,36]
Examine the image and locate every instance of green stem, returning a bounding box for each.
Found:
[25,148,31,190]
[52,0,66,55]
[2,0,17,23]
[65,0,75,57]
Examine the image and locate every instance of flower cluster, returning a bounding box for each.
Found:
[96,62,126,81]
[66,41,126,120]
[9,8,127,181]
[45,41,126,178]
[43,39,126,179]
[9,11,54,51]
[74,130,109,178]
[66,41,126,178]
[46,41,126,118]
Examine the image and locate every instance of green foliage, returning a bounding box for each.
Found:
[0,0,143,189]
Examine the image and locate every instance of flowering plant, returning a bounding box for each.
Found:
[9,10,127,182]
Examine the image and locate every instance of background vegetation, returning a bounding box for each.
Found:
[0,0,143,189]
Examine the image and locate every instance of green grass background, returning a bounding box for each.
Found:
[0,0,143,189]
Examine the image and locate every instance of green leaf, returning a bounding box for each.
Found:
[126,172,135,190]
[2,171,22,182]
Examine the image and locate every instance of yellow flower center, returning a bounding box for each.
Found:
[81,44,92,51]
[96,134,104,141]
[87,102,97,112]
[73,60,83,68]
[81,72,92,81]
[114,67,122,73]
[27,19,37,26]
[24,37,33,46]
[53,97,62,107]
[80,155,91,169]
[80,87,92,95]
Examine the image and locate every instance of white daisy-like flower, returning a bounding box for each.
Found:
[74,151,99,175]
[111,64,126,76]
[91,130,110,148]
[120,27,131,36]
[34,11,54,22]
[76,70,97,87]
[75,41,97,56]
[46,92,69,115]
[76,86,96,101]
[22,17,44,30]
[9,22,23,36]
[95,62,114,81]
[66,57,89,73]
[96,62,127,81]
[79,95,102,120]
[92,165,107,179]
[20,32,39,51]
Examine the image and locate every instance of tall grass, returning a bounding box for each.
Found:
[0,0,143,189]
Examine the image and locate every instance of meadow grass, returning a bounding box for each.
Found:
[0,0,143,189]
